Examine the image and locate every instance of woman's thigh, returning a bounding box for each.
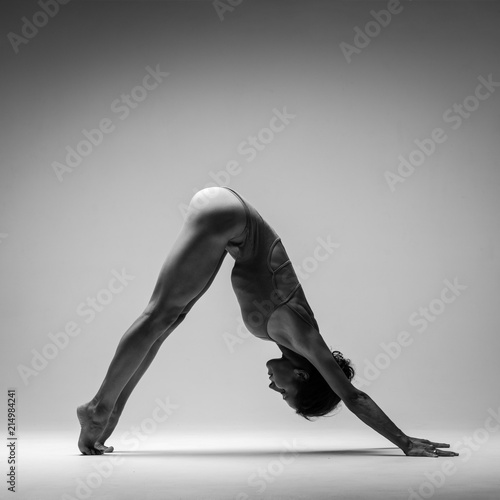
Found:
[144,187,246,318]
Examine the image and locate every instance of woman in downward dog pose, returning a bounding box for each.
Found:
[77,187,458,458]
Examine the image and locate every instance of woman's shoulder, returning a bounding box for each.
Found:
[267,301,320,351]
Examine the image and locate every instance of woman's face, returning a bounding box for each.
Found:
[266,357,302,409]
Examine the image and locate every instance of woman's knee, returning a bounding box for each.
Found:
[141,302,183,334]
[186,187,246,238]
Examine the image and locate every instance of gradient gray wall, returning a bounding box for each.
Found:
[1,0,499,439]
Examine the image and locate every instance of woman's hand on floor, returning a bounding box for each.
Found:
[402,437,459,457]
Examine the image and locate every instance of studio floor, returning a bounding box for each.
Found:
[13,429,500,500]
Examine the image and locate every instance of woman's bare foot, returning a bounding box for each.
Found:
[94,442,114,453]
[94,411,120,453]
[77,402,111,455]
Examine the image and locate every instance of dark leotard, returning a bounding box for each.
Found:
[222,187,319,341]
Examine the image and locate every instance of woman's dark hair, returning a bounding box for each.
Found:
[294,350,355,420]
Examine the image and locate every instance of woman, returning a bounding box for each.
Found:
[77,186,458,458]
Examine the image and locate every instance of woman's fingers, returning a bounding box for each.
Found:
[406,438,459,457]
[429,441,451,448]
[422,449,439,458]
[419,448,458,457]
[435,449,459,457]
[415,438,451,448]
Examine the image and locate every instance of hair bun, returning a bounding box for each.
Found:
[332,350,355,381]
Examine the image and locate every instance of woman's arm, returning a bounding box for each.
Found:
[306,342,458,457]
[271,311,458,457]
[308,342,410,448]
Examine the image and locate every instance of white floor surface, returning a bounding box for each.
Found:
[12,430,500,500]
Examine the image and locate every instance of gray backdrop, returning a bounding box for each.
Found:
[1,0,499,444]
